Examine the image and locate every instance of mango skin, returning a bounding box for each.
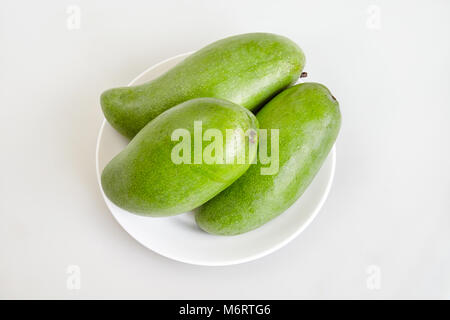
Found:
[101,98,258,216]
[196,83,341,235]
[101,33,305,138]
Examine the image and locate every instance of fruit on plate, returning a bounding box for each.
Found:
[101,98,258,216]
[196,83,341,235]
[101,33,305,138]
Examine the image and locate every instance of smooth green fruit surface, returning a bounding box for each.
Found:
[101,33,305,138]
[196,83,341,235]
[101,98,258,216]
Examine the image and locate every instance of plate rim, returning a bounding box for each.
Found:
[95,52,337,266]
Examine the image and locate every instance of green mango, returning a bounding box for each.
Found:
[101,33,305,138]
[101,98,259,216]
[196,83,341,235]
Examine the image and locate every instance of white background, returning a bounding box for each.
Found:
[1,0,449,299]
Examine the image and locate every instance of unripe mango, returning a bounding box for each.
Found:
[196,83,341,235]
[101,98,258,216]
[101,33,305,138]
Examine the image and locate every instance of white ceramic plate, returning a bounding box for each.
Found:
[96,52,336,266]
